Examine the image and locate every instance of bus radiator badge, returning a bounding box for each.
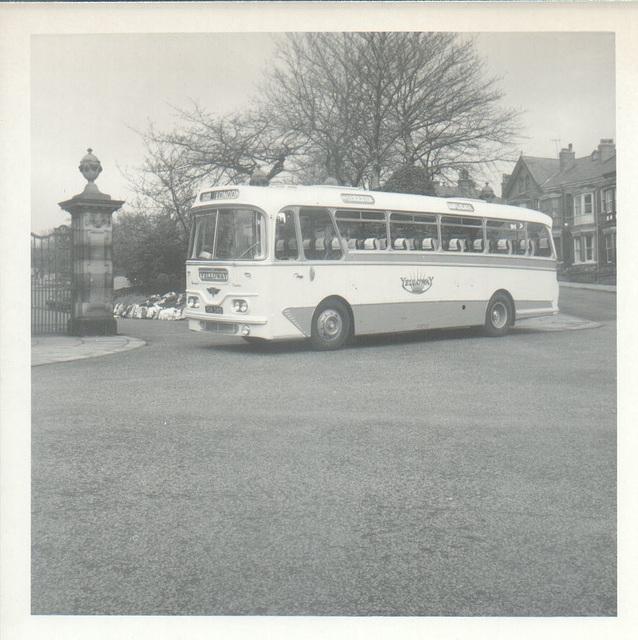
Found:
[207,287,220,296]
[401,274,434,295]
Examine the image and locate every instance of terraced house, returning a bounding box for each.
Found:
[502,139,616,284]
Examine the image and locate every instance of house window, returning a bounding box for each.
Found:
[605,233,616,264]
[572,193,595,222]
[603,188,616,214]
[584,193,593,215]
[574,234,596,263]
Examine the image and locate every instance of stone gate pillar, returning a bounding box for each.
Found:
[59,149,124,336]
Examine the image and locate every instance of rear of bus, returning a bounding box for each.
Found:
[185,188,271,339]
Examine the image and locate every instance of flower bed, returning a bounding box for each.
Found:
[114,291,186,321]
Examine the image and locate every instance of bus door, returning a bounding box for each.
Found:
[297,207,344,300]
[273,208,307,302]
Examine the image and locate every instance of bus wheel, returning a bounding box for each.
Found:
[484,293,513,337]
[310,299,351,350]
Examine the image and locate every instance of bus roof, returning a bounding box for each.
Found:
[191,184,553,227]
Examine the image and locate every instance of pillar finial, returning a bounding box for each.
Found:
[79,148,103,185]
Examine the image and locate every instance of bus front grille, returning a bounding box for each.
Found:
[204,321,239,334]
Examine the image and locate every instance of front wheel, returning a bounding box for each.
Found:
[310,299,352,350]
[484,293,513,337]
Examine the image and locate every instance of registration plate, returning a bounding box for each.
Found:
[205,305,224,314]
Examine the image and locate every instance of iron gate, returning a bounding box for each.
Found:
[31,225,74,335]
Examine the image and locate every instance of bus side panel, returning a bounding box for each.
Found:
[339,257,557,335]
[261,256,558,340]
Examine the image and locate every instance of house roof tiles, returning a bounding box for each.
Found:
[543,154,616,189]
[521,156,561,187]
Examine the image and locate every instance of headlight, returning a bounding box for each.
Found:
[187,296,200,309]
[232,299,248,313]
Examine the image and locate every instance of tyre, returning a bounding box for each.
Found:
[483,293,513,337]
[310,299,352,350]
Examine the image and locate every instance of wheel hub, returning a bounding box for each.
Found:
[318,309,342,341]
[491,302,508,329]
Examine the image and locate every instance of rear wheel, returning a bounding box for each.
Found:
[484,293,513,337]
[310,299,351,350]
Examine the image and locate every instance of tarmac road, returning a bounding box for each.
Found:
[31,286,616,615]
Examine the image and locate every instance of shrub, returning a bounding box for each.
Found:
[382,165,435,196]
[113,210,188,291]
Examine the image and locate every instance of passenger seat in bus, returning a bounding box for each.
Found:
[496,238,513,254]
[325,236,343,259]
[421,237,438,251]
[472,238,484,252]
[363,238,379,250]
[537,237,550,256]
[275,237,297,260]
[448,238,466,252]
[393,237,408,250]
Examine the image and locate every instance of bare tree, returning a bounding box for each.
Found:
[123,123,202,235]
[265,34,369,186]
[125,105,304,225]
[164,104,302,184]
[266,33,521,188]
[128,32,520,215]
[388,34,521,183]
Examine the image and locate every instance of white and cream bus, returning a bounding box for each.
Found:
[185,184,558,349]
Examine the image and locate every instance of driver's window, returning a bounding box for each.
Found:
[275,210,299,261]
[299,208,343,261]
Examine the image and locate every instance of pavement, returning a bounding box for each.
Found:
[558,281,616,293]
[31,334,146,366]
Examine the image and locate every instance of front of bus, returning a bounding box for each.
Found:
[185,187,270,339]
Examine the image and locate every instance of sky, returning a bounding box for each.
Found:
[31,31,615,233]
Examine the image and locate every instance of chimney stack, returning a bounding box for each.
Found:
[559,143,576,173]
[457,168,475,197]
[597,138,615,163]
[501,173,511,198]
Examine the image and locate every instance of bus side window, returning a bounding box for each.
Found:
[275,210,299,261]
[487,219,525,255]
[299,208,343,260]
[441,215,482,252]
[336,210,386,252]
[527,222,553,257]
[390,212,437,251]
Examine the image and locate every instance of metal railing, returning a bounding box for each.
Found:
[31,225,74,335]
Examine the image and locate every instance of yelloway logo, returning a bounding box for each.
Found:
[401,273,434,294]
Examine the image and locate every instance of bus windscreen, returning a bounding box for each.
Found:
[191,209,266,261]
